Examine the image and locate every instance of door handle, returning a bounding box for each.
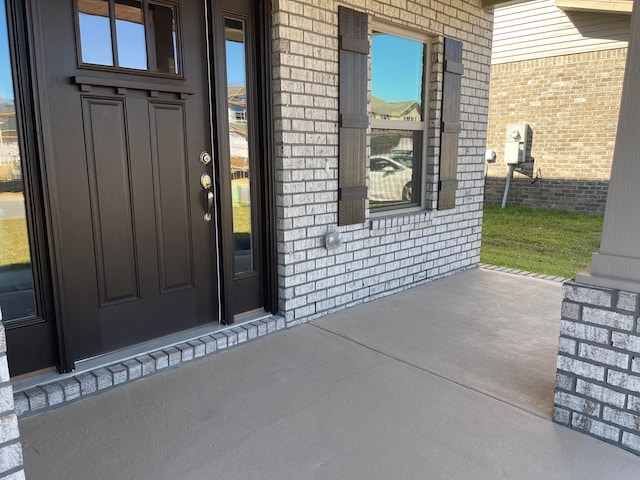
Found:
[201,173,213,222]
[205,191,214,222]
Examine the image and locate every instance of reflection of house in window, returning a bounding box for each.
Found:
[234,110,246,123]
[228,86,249,180]
[371,96,421,121]
[228,86,247,124]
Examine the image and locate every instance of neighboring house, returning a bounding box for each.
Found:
[485,0,632,213]
[0,0,502,476]
[370,96,422,122]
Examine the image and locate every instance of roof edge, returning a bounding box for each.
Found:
[481,0,536,9]
[554,0,632,14]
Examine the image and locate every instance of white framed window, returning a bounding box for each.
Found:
[370,22,430,214]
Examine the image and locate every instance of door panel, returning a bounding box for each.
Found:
[149,102,194,292]
[82,97,139,305]
[33,0,219,365]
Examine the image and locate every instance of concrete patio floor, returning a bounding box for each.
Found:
[18,268,640,479]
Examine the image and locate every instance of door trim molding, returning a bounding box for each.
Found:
[256,0,278,318]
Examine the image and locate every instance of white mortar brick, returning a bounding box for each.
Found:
[560,320,609,345]
[557,356,605,381]
[554,391,600,416]
[0,386,14,414]
[553,406,571,425]
[0,414,18,444]
[0,443,22,475]
[556,373,574,391]
[578,343,629,369]
[561,301,580,320]
[572,413,620,442]
[563,284,612,308]
[617,291,638,312]
[611,332,640,353]
[0,356,8,383]
[576,379,626,408]
[558,337,576,355]
[622,431,640,453]
[583,307,635,331]
[608,370,640,393]
[602,406,640,430]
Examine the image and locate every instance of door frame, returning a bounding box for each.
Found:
[4,0,278,375]
[2,0,61,376]
[254,0,278,322]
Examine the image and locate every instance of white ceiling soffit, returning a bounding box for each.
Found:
[554,0,633,14]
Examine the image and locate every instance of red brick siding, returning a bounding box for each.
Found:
[485,49,627,212]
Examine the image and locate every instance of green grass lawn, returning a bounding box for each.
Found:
[0,218,31,270]
[480,205,604,279]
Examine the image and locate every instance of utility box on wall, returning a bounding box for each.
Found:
[504,124,533,164]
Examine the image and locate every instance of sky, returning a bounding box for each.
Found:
[226,40,246,87]
[371,33,424,103]
[0,1,14,101]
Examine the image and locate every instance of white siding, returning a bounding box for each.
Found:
[492,0,630,63]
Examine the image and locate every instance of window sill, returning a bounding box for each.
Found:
[369,209,433,233]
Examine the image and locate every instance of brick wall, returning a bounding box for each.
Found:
[484,177,609,213]
[554,281,640,455]
[485,48,627,213]
[271,0,493,325]
[0,320,25,480]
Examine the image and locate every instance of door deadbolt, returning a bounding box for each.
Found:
[200,173,212,189]
[200,151,212,165]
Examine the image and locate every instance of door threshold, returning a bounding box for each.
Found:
[12,314,285,418]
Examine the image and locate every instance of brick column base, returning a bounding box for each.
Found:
[554,281,640,455]
[0,319,25,480]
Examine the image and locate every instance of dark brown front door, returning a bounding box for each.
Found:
[33,0,221,365]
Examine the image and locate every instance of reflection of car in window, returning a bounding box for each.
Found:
[369,156,413,202]
[389,154,413,168]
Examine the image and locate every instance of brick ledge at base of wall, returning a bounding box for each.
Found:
[479,264,569,283]
[12,315,287,419]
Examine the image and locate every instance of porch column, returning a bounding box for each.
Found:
[0,316,25,479]
[553,0,640,456]
[575,0,640,292]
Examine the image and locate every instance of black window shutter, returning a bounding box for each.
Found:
[438,38,463,210]
[338,6,368,226]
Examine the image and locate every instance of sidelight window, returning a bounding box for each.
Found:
[77,0,179,74]
[0,0,36,322]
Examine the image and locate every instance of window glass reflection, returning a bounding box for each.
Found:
[115,0,147,70]
[225,17,253,275]
[371,32,423,122]
[77,0,179,74]
[0,0,36,321]
[369,129,422,210]
[149,3,178,74]
[78,0,114,67]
